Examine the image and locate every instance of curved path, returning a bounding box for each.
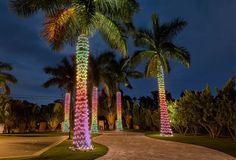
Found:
[93,131,235,160]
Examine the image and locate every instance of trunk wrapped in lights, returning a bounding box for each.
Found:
[158,66,173,136]
[63,92,70,132]
[90,86,98,133]
[73,35,93,150]
[116,91,123,130]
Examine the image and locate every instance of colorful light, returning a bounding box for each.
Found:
[116,91,123,130]
[63,92,70,132]
[90,86,98,133]
[73,35,93,150]
[158,66,173,136]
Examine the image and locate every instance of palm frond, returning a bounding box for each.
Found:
[135,28,156,49]
[42,78,63,88]
[93,12,127,56]
[130,50,155,67]
[0,62,13,71]
[95,0,139,23]
[162,42,191,68]
[42,6,79,50]
[160,18,187,42]
[151,13,160,40]
[10,0,71,17]
[0,73,17,84]
[145,55,160,77]
[126,71,143,79]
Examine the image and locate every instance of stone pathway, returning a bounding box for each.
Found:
[0,136,67,159]
[93,131,235,160]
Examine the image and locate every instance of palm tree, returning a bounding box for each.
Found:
[10,0,139,150]
[110,56,143,130]
[131,13,190,136]
[43,56,75,138]
[88,51,116,133]
[0,62,17,95]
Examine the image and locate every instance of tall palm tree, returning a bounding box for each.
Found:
[88,51,116,133]
[43,56,75,138]
[10,0,139,150]
[0,62,17,95]
[110,56,143,130]
[131,13,190,136]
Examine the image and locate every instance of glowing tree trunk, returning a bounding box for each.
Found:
[90,86,98,133]
[63,92,70,132]
[73,35,93,150]
[157,66,173,136]
[116,91,123,130]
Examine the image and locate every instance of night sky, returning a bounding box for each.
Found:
[0,0,235,104]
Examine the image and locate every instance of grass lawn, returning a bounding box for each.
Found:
[0,132,69,137]
[1,133,107,160]
[145,132,236,157]
[17,140,108,160]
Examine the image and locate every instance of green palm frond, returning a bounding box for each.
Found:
[10,0,71,17]
[93,12,127,56]
[145,56,160,77]
[130,50,155,67]
[162,42,190,67]
[134,13,190,77]
[95,0,139,22]
[151,13,160,40]
[0,62,13,71]
[135,28,156,49]
[160,18,187,42]
[126,71,143,79]
[0,73,17,84]
[43,56,75,91]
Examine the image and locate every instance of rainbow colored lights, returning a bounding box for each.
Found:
[91,86,98,133]
[63,92,70,132]
[73,35,93,150]
[116,91,123,130]
[158,66,173,136]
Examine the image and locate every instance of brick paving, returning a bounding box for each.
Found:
[93,131,235,160]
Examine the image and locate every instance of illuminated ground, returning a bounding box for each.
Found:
[94,131,235,160]
[0,136,66,159]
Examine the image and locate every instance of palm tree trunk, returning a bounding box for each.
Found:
[116,91,123,130]
[157,66,173,136]
[73,35,93,150]
[90,86,98,133]
[63,92,70,133]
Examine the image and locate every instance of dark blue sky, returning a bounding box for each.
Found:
[0,0,235,104]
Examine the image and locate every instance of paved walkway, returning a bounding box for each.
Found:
[93,131,235,160]
[0,136,67,159]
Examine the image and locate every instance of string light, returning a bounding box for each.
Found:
[158,66,173,136]
[63,92,70,132]
[116,91,123,130]
[73,35,93,150]
[91,86,98,133]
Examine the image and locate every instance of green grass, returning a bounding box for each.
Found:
[20,140,108,160]
[2,133,107,160]
[145,132,236,157]
[0,132,69,137]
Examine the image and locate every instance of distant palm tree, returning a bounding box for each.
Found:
[131,13,190,136]
[110,56,143,130]
[0,62,17,95]
[10,0,139,150]
[43,57,75,138]
[88,52,116,133]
